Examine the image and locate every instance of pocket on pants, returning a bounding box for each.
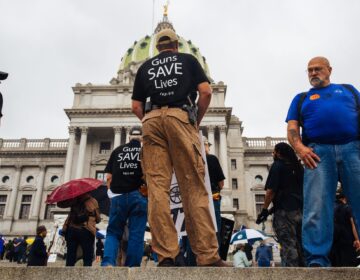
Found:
[166,109,190,124]
[193,143,205,175]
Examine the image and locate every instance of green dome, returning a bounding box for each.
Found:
[118,33,211,78]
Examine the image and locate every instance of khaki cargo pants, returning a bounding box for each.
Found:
[142,107,220,265]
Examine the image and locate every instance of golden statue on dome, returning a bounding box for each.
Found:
[163,1,169,17]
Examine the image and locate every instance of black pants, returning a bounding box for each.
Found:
[65,227,94,266]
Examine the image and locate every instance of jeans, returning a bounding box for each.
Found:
[302,140,360,267]
[213,199,222,246]
[101,190,147,267]
[66,226,95,266]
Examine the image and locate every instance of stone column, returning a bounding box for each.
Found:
[208,125,215,155]
[64,126,76,182]
[114,126,122,148]
[5,165,22,219]
[31,165,46,220]
[219,125,229,189]
[125,126,131,143]
[75,127,88,179]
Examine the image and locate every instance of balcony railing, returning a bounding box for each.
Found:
[243,137,287,149]
[0,138,68,151]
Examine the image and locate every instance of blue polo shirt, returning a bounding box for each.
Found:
[286,83,360,144]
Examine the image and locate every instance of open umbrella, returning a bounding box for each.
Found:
[230,229,269,245]
[46,178,103,204]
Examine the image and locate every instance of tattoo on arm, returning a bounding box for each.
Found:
[288,128,301,147]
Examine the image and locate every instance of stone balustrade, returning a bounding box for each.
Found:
[243,137,287,149]
[0,138,68,151]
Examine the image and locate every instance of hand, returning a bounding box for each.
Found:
[353,240,360,250]
[296,145,320,169]
[256,208,269,224]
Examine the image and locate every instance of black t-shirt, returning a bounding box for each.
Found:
[104,139,143,194]
[206,154,225,193]
[132,51,209,107]
[265,159,304,211]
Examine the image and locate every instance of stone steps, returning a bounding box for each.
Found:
[1,267,359,280]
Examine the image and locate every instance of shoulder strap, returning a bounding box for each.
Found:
[341,84,360,137]
[297,92,308,128]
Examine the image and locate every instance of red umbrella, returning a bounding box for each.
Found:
[46,178,103,204]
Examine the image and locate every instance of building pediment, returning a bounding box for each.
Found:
[20,185,37,191]
[91,158,108,166]
[0,185,11,191]
[45,184,59,191]
[250,184,265,191]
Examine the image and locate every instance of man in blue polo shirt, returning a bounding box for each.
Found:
[286,56,360,267]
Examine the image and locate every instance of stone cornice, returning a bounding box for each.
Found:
[64,108,133,118]
[0,150,67,156]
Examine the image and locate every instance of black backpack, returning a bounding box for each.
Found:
[297,84,360,144]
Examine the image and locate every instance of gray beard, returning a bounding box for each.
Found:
[310,77,322,87]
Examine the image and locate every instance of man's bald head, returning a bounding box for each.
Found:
[307,56,332,88]
[308,57,331,68]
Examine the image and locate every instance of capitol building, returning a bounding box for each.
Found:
[0,15,286,237]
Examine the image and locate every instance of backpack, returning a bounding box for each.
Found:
[297,84,360,144]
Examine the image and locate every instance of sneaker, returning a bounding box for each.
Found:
[158,258,175,267]
[201,259,233,267]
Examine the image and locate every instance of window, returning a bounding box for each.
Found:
[99,142,111,154]
[232,179,238,190]
[255,194,265,216]
[231,159,237,170]
[19,195,32,219]
[233,198,239,210]
[2,176,10,184]
[255,175,263,184]
[50,175,59,184]
[0,195,7,218]
[26,176,34,184]
[96,171,106,184]
[44,204,55,220]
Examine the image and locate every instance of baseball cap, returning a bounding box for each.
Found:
[202,136,212,146]
[156,29,178,46]
[129,126,142,136]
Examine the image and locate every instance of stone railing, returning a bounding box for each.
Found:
[0,138,68,151]
[243,137,287,150]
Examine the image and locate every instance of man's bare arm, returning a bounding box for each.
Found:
[197,82,212,126]
[263,189,274,210]
[218,180,224,190]
[287,120,320,169]
[132,100,144,121]
[106,173,112,190]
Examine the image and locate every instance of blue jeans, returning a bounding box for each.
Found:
[213,199,222,247]
[101,190,147,267]
[302,141,360,267]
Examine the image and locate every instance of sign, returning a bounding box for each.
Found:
[170,131,217,237]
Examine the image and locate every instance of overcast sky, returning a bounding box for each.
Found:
[1,0,360,139]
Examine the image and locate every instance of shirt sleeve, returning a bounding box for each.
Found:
[285,93,302,122]
[104,151,114,174]
[132,67,146,102]
[190,55,210,86]
[213,156,226,182]
[265,162,281,193]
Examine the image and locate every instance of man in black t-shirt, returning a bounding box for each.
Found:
[101,126,147,267]
[204,137,225,246]
[330,191,360,266]
[256,142,305,267]
[131,28,225,267]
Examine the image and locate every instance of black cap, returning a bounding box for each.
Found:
[0,71,8,81]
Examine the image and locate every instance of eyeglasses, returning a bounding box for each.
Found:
[306,67,324,74]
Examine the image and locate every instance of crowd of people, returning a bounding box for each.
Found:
[1,31,360,269]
